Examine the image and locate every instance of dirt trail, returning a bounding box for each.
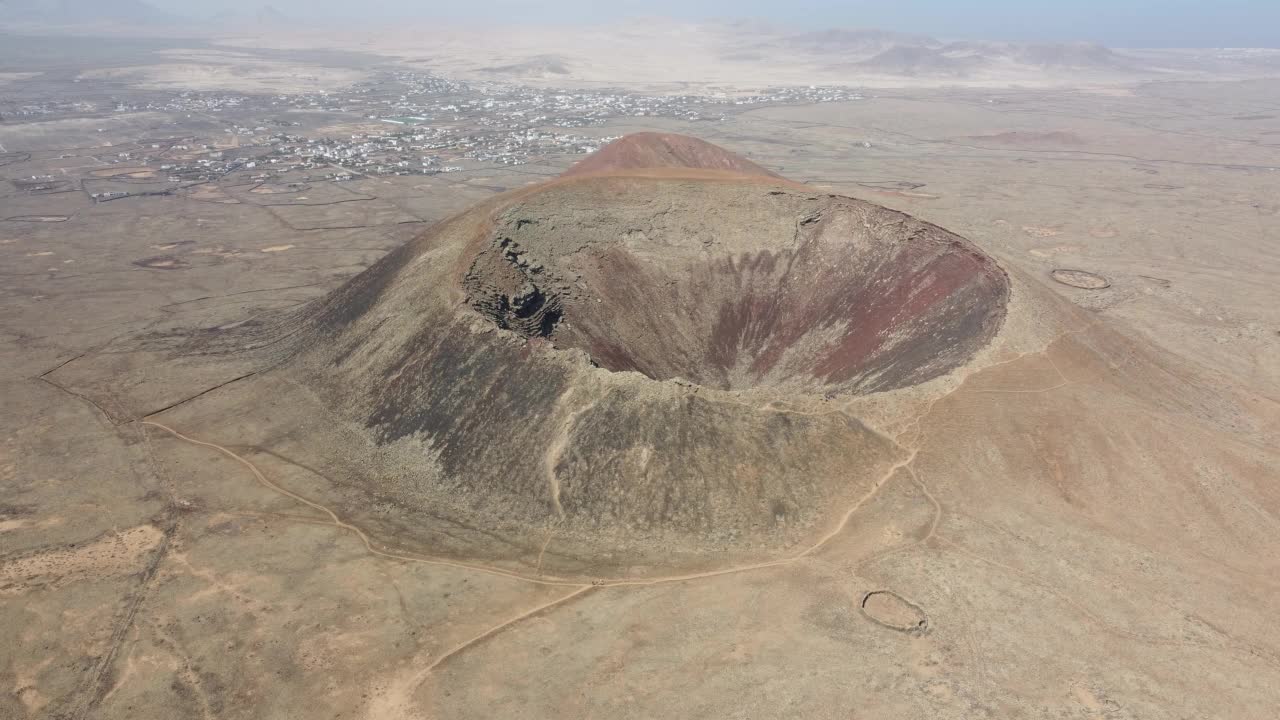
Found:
[542,386,599,520]
[140,419,915,588]
[140,421,582,589]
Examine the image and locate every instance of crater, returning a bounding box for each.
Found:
[464,182,1010,395]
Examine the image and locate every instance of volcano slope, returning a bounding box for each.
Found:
[36,134,1280,718]
[62,137,1015,570]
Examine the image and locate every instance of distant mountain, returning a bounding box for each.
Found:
[202,5,302,30]
[786,28,939,55]
[752,23,1146,78]
[855,45,983,76]
[208,10,241,24]
[940,41,1139,71]
[479,55,572,77]
[823,38,1143,77]
[256,4,288,25]
[1011,41,1133,69]
[0,0,177,24]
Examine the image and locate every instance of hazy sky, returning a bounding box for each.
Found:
[168,0,1280,48]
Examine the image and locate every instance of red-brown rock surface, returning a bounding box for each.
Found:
[563,131,781,178]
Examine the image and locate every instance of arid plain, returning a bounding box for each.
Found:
[2,22,1280,720]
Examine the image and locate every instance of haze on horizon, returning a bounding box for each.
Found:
[159,0,1280,48]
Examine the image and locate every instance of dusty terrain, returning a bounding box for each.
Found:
[2,26,1280,720]
[209,20,1280,90]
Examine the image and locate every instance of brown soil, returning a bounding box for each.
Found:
[966,130,1086,145]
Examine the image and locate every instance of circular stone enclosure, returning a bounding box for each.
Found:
[464,183,1010,395]
[1051,268,1111,289]
[861,590,929,633]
